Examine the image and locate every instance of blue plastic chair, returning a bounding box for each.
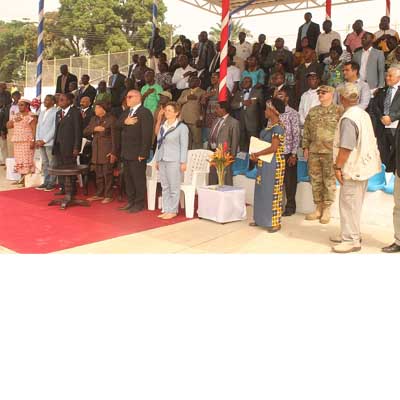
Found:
[232,153,249,176]
[297,160,310,182]
[245,167,257,180]
[383,173,395,195]
[367,164,386,192]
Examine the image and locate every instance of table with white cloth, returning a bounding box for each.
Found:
[197,185,247,223]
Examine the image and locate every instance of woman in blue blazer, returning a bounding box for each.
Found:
[155,102,189,219]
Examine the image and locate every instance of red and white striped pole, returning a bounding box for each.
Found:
[218,0,230,101]
[326,0,332,20]
[386,0,391,17]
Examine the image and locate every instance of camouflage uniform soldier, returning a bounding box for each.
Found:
[302,85,341,224]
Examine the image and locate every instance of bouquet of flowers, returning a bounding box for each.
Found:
[208,142,235,187]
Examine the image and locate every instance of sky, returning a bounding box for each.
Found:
[4,0,400,49]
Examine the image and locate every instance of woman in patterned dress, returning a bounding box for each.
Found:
[7,99,36,186]
[250,98,286,233]
[322,47,344,88]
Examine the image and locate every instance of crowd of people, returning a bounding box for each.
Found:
[1,14,400,253]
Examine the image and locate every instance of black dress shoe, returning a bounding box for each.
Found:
[282,210,295,217]
[382,242,400,253]
[54,189,65,196]
[118,203,134,211]
[127,206,144,213]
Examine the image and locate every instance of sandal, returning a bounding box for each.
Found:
[249,222,258,227]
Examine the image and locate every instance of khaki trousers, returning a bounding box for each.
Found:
[393,175,400,246]
[339,179,368,246]
[0,136,7,164]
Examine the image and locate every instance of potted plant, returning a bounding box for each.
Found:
[208,142,235,188]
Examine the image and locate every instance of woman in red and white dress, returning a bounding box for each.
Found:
[7,99,36,186]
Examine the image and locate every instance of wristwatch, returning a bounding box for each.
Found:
[333,164,342,171]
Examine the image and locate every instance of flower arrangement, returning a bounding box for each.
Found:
[208,142,235,187]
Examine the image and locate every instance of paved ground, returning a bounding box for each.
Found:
[0,166,395,254]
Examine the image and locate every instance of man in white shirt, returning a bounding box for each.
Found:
[316,20,341,62]
[227,57,241,97]
[234,32,252,72]
[299,72,321,127]
[171,55,197,100]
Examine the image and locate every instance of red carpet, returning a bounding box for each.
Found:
[0,188,191,254]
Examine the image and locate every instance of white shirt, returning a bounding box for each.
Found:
[61,105,71,116]
[227,65,241,92]
[235,41,252,61]
[172,65,196,90]
[315,31,341,56]
[299,88,320,126]
[129,104,141,117]
[359,47,372,83]
[41,107,52,123]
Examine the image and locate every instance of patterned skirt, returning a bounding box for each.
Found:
[253,153,285,228]
[14,141,35,175]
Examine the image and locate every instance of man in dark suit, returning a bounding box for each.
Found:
[75,75,97,106]
[296,12,320,51]
[373,67,400,172]
[79,96,94,130]
[53,93,83,194]
[257,34,272,66]
[113,90,154,213]
[231,76,264,152]
[196,31,216,89]
[55,65,78,94]
[127,54,140,80]
[208,102,240,186]
[108,64,127,111]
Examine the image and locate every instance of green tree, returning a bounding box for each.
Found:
[209,20,252,43]
[0,20,37,82]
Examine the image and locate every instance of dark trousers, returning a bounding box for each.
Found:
[239,127,259,153]
[95,163,114,198]
[284,154,298,212]
[123,159,147,208]
[377,129,396,172]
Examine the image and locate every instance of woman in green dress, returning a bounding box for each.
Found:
[250,98,286,232]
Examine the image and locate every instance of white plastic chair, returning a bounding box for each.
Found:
[146,148,159,210]
[180,149,213,218]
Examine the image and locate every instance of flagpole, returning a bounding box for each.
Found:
[218,0,230,101]
[36,0,44,100]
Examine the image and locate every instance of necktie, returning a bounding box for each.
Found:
[210,118,224,147]
[81,110,86,118]
[384,86,394,115]
[61,110,65,119]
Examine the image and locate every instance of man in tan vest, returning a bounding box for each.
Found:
[331,83,381,253]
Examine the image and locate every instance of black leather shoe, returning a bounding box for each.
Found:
[54,189,65,196]
[127,206,144,213]
[283,210,295,217]
[382,242,400,253]
[118,203,134,211]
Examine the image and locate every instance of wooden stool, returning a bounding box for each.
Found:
[48,165,90,210]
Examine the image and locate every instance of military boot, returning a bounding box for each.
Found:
[305,203,323,220]
[320,205,331,224]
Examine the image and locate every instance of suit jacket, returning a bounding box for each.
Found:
[80,107,94,131]
[53,107,83,160]
[114,105,154,161]
[0,106,8,136]
[55,73,78,94]
[231,87,265,133]
[196,40,216,70]
[259,43,272,62]
[155,122,189,163]
[127,63,138,79]
[373,86,400,171]
[76,85,97,105]
[352,48,385,90]
[36,107,58,146]
[296,21,320,51]
[264,49,294,73]
[207,115,240,157]
[108,73,127,107]
[209,52,220,73]
[395,125,400,177]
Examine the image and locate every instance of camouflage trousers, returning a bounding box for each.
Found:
[308,152,336,206]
